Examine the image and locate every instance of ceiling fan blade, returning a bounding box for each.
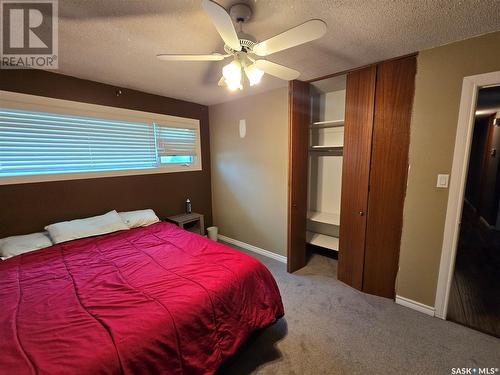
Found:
[253,19,327,56]
[157,53,227,61]
[254,60,300,81]
[202,0,241,52]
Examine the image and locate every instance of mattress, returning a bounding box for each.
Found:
[0,222,284,374]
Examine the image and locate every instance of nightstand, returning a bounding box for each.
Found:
[167,213,205,235]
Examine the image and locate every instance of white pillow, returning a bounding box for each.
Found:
[0,232,53,259]
[118,209,160,228]
[45,210,129,244]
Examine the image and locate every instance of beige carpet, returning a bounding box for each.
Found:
[218,244,500,375]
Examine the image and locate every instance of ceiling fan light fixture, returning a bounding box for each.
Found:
[157,1,328,91]
[244,63,264,86]
[223,60,243,91]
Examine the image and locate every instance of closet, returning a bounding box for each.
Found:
[307,75,347,253]
[287,55,417,299]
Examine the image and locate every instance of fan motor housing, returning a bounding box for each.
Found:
[229,3,252,23]
[224,39,256,54]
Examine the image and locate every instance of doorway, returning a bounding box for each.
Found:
[447,85,500,337]
[435,71,500,337]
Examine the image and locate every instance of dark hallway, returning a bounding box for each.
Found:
[447,86,500,338]
[447,202,500,337]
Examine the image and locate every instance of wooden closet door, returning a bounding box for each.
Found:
[287,80,310,272]
[363,56,416,298]
[338,66,377,289]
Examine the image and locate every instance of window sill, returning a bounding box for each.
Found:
[0,165,202,185]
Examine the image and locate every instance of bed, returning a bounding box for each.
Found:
[0,222,284,374]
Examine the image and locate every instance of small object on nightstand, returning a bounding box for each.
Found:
[186,198,192,214]
[167,212,204,235]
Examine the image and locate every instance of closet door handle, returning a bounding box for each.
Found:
[359,210,365,216]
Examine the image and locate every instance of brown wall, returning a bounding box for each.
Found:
[398,31,500,306]
[0,69,212,237]
[209,88,288,256]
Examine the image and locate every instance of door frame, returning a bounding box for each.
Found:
[287,80,310,272]
[434,70,500,319]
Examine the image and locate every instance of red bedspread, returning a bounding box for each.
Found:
[0,222,284,374]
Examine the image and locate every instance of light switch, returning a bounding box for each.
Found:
[436,174,449,188]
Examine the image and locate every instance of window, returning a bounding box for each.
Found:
[0,91,201,184]
[156,125,198,166]
[160,156,194,164]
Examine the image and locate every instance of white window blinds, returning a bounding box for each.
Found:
[156,126,197,157]
[0,108,200,179]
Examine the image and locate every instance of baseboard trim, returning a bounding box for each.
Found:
[218,235,287,264]
[395,295,435,316]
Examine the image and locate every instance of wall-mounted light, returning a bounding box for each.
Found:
[239,119,246,138]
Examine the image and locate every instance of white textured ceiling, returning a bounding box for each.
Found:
[56,0,500,105]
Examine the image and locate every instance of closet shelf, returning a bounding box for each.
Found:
[309,145,343,155]
[306,231,339,251]
[307,211,340,226]
[310,124,344,130]
[311,120,344,127]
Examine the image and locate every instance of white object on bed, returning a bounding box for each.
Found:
[118,209,160,229]
[45,210,129,244]
[0,232,53,259]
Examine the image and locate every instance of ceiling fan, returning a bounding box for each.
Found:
[157,0,327,91]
